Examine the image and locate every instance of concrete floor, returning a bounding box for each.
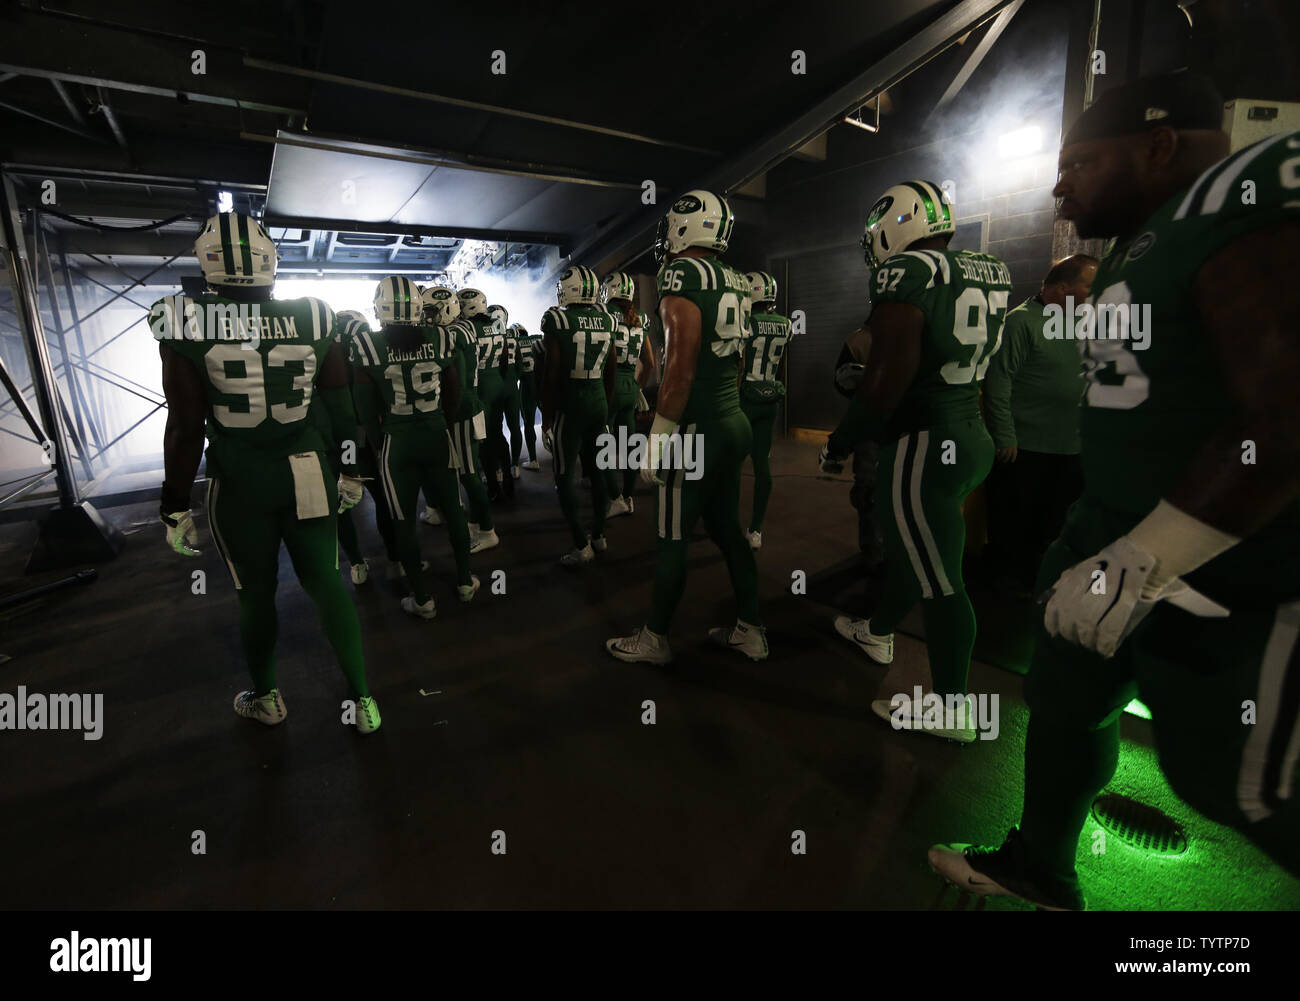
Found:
[1,437,1296,909]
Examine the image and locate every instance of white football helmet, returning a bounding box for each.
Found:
[861,180,954,270]
[336,309,367,326]
[374,276,423,325]
[600,271,636,305]
[421,285,460,325]
[653,189,734,266]
[746,271,777,307]
[457,287,488,318]
[195,212,278,288]
[486,304,508,329]
[556,265,600,306]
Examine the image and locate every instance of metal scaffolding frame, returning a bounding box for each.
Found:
[0,194,177,511]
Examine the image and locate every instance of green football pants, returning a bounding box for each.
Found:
[867,420,993,700]
[1020,495,1300,883]
[603,374,639,501]
[378,424,472,603]
[448,408,494,532]
[648,410,761,634]
[519,371,539,462]
[479,371,509,487]
[205,448,368,699]
[741,398,778,534]
[554,389,609,550]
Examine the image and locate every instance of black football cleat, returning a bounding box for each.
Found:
[928,827,1085,911]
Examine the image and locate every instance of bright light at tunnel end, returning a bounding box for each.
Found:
[997,125,1042,160]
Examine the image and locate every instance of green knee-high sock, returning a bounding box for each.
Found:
[648,538,688,634]
[393,518,429,605]
[1020,713,1119,881]
[918,589,977,697]
[461,470,494,532]
[238,587,279,695]
[337,508,362,565]
[297,565,370,698]
[556,466,587,549]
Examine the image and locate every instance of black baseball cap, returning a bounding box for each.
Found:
[1063,72,1224,146]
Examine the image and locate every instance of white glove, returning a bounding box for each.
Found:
[635,388,650,413]
[338,474,369,513]
[818,442,847,475]
[1042,536,1166,658]
[542,426,555,455]
[162,510,200,556]
[640,414,677,488]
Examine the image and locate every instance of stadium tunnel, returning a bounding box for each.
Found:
[1,0,1298,912]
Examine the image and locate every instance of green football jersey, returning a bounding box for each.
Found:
[540,304,615,396]
[744,311,791,386]
[515,331,540,374]
[611,309,649,375]
[502,323,522,377]
[150,292,337,456]
[470,315,504,375]
[870,248,1011,432]
[1079,129,1300,523]
[655,254,752,423]
[346,322,457,430]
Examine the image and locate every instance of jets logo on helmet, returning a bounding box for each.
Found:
[457,288,488,318]
[557,265,600,306]
[746,271,778,307]
[653,189,734,267]
[195,212,279,288]
[421,285,460,325]
[600,271,636,305]
[374,276,423,325]
[860,179,954,270]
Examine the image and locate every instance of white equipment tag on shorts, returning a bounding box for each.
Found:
[472,411,487,441]
[288,452,330,520]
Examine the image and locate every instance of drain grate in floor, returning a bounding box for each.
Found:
[1091,794,1188,855]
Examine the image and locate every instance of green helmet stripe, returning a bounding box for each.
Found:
[219,213,238,276]
[924,179,952,221]
[237,213,255,276]
[902,181,939,224]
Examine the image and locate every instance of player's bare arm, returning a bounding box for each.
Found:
[637,337,655,389]
[656,294,702,423]
[855,301,924,415]
[160,341,206,506]
[1176,219,1300,536]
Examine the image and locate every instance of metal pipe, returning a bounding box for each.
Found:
[242,57,721,157]
[49,78,86,125]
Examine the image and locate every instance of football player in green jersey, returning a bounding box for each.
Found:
[513,323,542,470]
[464,289,510,503]
[821,178,1010,741]
[431,287,498,553]
[606,190,767,663]
[931,73,1300,907]
[493,306,525,484]
[348,277,477,619]
[739,271,790,550]
[154,211,379,734]
[540,265,618,565]
[600,271,656,519]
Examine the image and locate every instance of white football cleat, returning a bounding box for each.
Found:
[591,535,608,554]
[747,530,762,550]
[350,558,370,585]
[707,620,769,661]
[605,626,673,664]
[233,688,287,726]
[561,542,595,567]
[834,615,894,664]
[606,496,632,518]
[354,695,381,735]
[522,459,540,471]
[400,595,437,620]
[470,528,499,554]
[457,574,481,603]
[870,693,977,744]
[421,507,443,525]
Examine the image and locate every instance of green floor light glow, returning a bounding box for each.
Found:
[1124,699,1151,720]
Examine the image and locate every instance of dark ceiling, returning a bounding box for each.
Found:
[0,0,1021,272]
